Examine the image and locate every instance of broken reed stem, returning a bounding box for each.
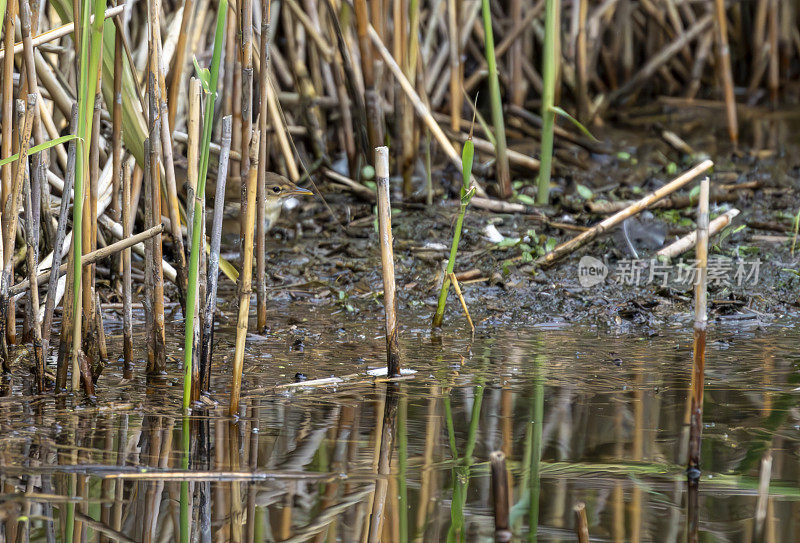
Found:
[375,146,400,377]
[490,451,511,543]
[537,160,714,268]
[657,208,740,259]
[713,0,738,146]
[121,163,133,379]
[448,272,474,333]
[230,130,260,417]
[480,0,511,199]
[200,116,231,394]
[687,176,709,480]
[574,502,589,543]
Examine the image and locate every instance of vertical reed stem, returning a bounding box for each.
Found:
[121,163,133,379]
[230,130,260,416]
[201,117,232,394]
[536,0,557,205]
[1,0,17,351]
[375,146,400,377]
[186,77,201,403]
[713,0,738,146]
[1,97,35,371]
[44,108,78,371]
[687,177,709,480]
[480,0,511,199]
[256,0,272,333]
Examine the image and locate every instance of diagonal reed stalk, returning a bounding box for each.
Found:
[184,0,227,411]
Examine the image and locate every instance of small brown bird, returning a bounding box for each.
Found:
[215,173,313,229]
[262,172,313,231]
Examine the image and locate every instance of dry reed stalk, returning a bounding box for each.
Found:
[447,272,474,333]
[687,177,709,480]
[576,0,589,122]
[767,0,778,103]
[536,160,713,268]
[574,502,589,543]
[146,76,167,374]
[154,36,189,315]
[186,77,201,399]
[368,25,484,196]
[121,163,133,379]
[11,225,165,296]
[375,147,400,377]
[657,209,740,259]
[112,31,123,224]
[490,451,511,543]
[167,0,195,130]
[713,0,738,146]
[142,138,157,373]
[0,96,35,371]
[229,130,260,416]
[1,0,15,349]
[256,0,272,333]
[508,0,524,107]
[22,142,44,393]
[0,4,124,62]
[354,0,382,153]
[42,106,77,359]
[240,0,253,244]
[265,82,299,180]
[447,0,460,136]
[81,92,102,372]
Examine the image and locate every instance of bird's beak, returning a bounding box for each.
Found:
[287,186,314,197]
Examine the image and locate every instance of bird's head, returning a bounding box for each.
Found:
[264,172,314,202]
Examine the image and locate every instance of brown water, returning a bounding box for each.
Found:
[1,303,798,542]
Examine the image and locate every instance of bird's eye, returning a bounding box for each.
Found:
[272,186,281,194]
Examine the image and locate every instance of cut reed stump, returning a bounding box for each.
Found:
[687,177,709,481]
[574,502,589,543]
[490,451,511,543]
[375,146,400,377]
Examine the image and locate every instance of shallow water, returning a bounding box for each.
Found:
[1,302,799,542]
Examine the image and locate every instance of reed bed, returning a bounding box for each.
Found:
[0,0,788,399]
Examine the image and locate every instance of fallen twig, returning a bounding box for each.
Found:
[536,160,713,268]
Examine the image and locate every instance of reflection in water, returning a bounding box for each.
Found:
[1,319,799,541]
